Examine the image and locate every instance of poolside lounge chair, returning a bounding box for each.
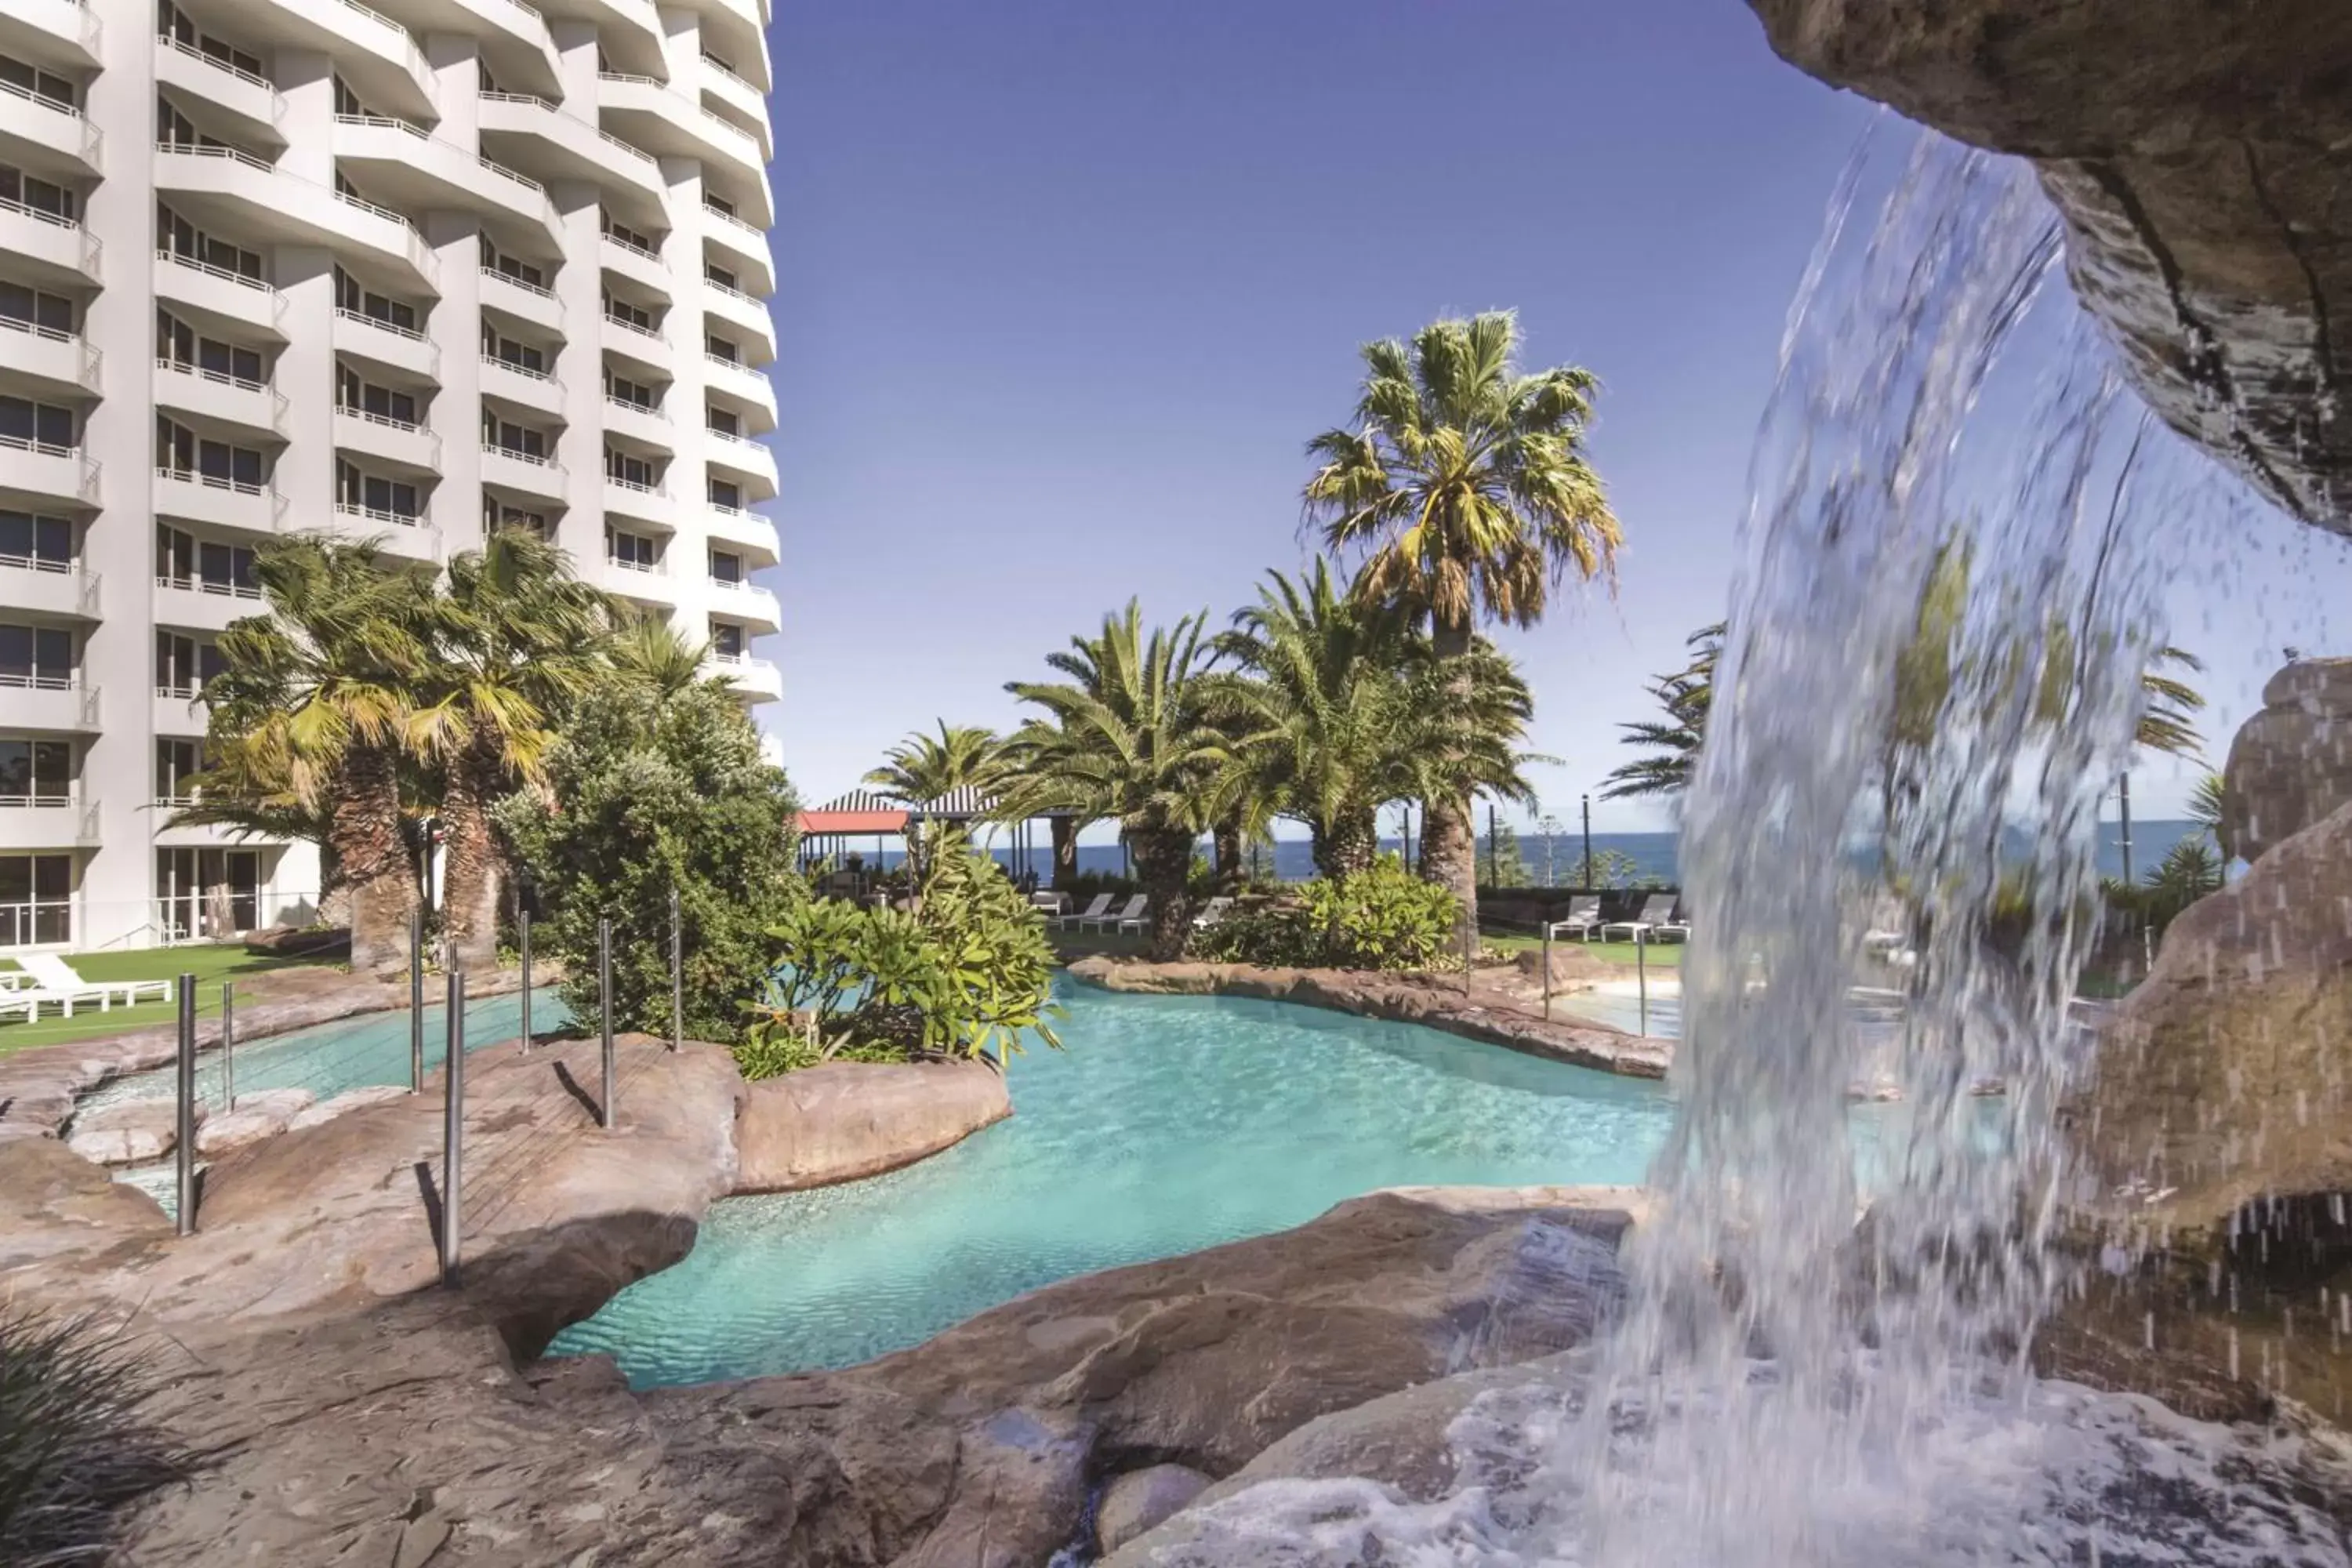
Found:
[1057,894,1113,930]
[1191,896,1233,929]
[1599,893,1680,944]
[12,955,172,1015]
[1029,891,1071,917]
[1114,898,1154,935]
[1544,895,1603,942]
[1082,895,1146,933]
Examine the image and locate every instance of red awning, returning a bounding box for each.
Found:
[797,809,909,835]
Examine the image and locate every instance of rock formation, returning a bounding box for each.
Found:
[1744,0,2352,532]
[2222,659,2352,862]
[735,1058,1011,1192]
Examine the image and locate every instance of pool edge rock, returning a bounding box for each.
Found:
[733,1058,1011,1195]
[1065,954,1672,1079]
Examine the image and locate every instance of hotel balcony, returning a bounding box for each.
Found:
[601,475,678,533]
[704,428,778,499]
[0,797,101,851]
[151,686,207,736]
[0,77,103,177]
[153,468,282,538]
[684,0,766,75]
[0,0,103,71]
[477,91,661,201]
[599,229,672,299]
[705,503,778,566]
[335,407,441,474]
[0,195,100,289]
[154,249,284,338]
[707,650,779,704]
[367,0,561,96]
[154,34,288,151]
[333,114,562,252]
[2,437,99,510]
[601,311,672,376]
[601,396,673,452]
[154,361,288,441]
[332,305,438,379]
[481,265,564,333]
[480,443,567,506]
[546,0,661,61]
[709,575,779,633]
[596,74,770,201]
[702,281,773,360]
[248,0,436,121]
[1,318,100,400]
[702,353,777,425]
[331,503,437,561]
[701,205,773,296]
[154,142,440,295]
[8,677,102,735]
[0,558,100,621]
[600,555,676,609]
[697,56,771,157]
[153,572,265,634]
[480,356,564,418]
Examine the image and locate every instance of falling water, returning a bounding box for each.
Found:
[1120,129,2352,1566]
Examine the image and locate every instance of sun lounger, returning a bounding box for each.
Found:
[1544,895,1603,942]
[1057,894,1113,930]
[13,955,172,1014]
[1082,895,1146,933]
[1599,893,1680,943]
[1115,898,1154,935]
[1191,896,1233,929]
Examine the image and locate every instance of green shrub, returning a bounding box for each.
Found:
[0,1308,190,1566]
[1195,855,1457,971]
[496,681,804,1043]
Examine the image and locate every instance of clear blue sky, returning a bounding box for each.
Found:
[753,1,2350,832]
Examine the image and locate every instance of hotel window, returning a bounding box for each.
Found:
[0,281,74,335]
[156,739,204,805]
[481,497,546,535]
[331,75,379,118]
[0,854,72,946]
[705,264,738,292]
[155,416,265,488]
[709,550,742,585]
[483,412,547,459]
[157,309,264,384]
[159,201,263,280]
[0,165,76,220]
[0,622,74,688]
[154,631,223,696]
[336,461,420,520]
[0,739,71,805]
[708,477,741,509]
[480,322,545,373]
[706,334,739,364]
[709,621,744,658]
[0,56,76,111]
[0,511,71,571]
[602,292,655,332]
[157,95,230,151]
[481,238,544,289]
[604,372,658,410]
[607,529,660,571]
[158,3,264,78]
[601,211,658,253]
[157,847,260,938]
[336,365,419,425]
[1,396,74,451]
[154,525,255,595]
[335,267,417,331]
[604,447,659,488]
[707,406,740,437]
[706,194,736,219]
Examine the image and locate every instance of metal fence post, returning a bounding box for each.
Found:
[174,974,198,1236]
[669,884,683,1053]
[1637,933,1650,1036]
[598,916,615,1131]
[1461,915,1472,996]
[518,909,532,1051]
[1541,924,1552,1021]
[408,906,424,1093]
[441,968,465,1287]
[220,980,235,1109]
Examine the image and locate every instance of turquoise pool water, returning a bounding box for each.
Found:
[550,984,1674,1388]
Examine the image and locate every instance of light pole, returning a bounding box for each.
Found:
[1581,793,1593,890]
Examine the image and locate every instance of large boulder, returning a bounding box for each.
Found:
[733,1058,1011,1193]
[1744,1,2352,532]
[2220,659,2352,862]
[66,1097,201,1166]
[2071,797,2352,1226]
[192,1087,316,1157]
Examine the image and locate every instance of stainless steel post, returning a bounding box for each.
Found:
[174,974,197,1236]
[1461,914,1472,995]
[598,916,615,1130]
[441,969,465,1286]
[1637,934,1650,1035]
[408,906,424,1092]
[669,884,683,1052]
[518,909,532,1050]
[1541,924,1552,1021]
[220,980,235,1109]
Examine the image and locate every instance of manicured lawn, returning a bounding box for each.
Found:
[0,945,343,1057]
[1480,933,1684,967]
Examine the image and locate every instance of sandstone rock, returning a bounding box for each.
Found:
[1511,943,1617,991]
[285,1083,412,1131]
[192,1088,317,1157]
[2220,659,2352,862]
[733,1058,1011,1194]
[1744,0,2352,532]
[2071,797,2352,1226]
[67,1097,200,1166]
[1096,1464,1213,1555]
[0,1137,170,1277]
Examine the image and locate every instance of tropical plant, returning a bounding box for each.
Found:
[605,615,711,700]
[1194,856,1459,971]
[0,1308,190,1566]
[863,722,1009,807]
[1600,623,1723,801]
[495,679,803,1042]
[996,602,1235,958]
[2187,771,2232,860]
[191,535,438,972]
[412,528,612,969]
[1305,310,1621,949]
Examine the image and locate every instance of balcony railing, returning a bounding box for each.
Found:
[332,0,434,83]
[604,311,662,342]
[154,355,268,397]
[0,76,103,168]
[483,264,554,299]
[602,228,661,262]
[480,90,661,169]
[336,304,426,341]
[338,403,425,434]
[1,194,100,274]
[0,793,74,809]
[482,354,557,386]
[333,502,426,528]
[0,550,72,575]
[702,204,766,245]
[703,275,758,304]
[154,464,265,498]
[482,441,558,468]
[607,394,662,416]
[605,474,664,495]
[154,572,263,601]
[4,316,100,386]
[157,246,271,294]
[606,555,662,574]
[157,33,286,122]
[0,669,78,691]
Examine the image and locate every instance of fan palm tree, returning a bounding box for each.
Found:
[864,723,1010,807]
[1305,310,1621,948]
[412,528,614,968]
[996,602,1234,958]
[1600,623,1723,801]
[606,615,710,700]
[195,535,437,973]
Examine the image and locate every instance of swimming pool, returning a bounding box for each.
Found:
[549,982,1674,1388]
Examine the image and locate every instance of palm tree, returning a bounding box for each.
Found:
[606,615,710,700]
[197,535,437,974]
[1305,310,1621,948]
[412,528,612,969]
[996,602,1233,958]
[1600,623,1723,801]
[864,722,1010,807]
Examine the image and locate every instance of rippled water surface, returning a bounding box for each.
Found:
[550,982,1673,1387]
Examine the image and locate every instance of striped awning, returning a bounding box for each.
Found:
[797,789,909,835]
[914,785,998,821]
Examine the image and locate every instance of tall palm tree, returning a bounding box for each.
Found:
[864,722,1010,807]
[996,602,1233,958]
[412,528,613,968]
[1600,623,1724,801]
[1305,310,1621,948]
[606,615,710,700]
[197,535,437,974]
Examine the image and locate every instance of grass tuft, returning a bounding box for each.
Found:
[0,1308,192,1566]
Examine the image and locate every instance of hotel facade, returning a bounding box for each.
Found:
[0,0,780,951]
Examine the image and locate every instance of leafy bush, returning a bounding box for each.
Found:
[496,681,804,1043]
[1,1308,190,1566]
[1052,869,1141,905]
[741,842,1064,1076]
[1195,856,1457,971]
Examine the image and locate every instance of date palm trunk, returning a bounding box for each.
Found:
[1423,616,1479,956]
[333,741,417,975]
[1132,828,1197,961]
[1049,815,1079,891]
[1212,815,1245,895]
[1312,806,1379,878]
[439,736,506,972]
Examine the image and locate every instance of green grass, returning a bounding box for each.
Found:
[1479,933,1684,967]
[0,944,342,1057]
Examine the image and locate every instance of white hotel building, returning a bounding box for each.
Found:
[0,0,782,952]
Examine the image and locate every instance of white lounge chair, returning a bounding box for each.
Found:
[1082,894,1146,933]
[1544,895,1603,942]
[1057,894,1113,930]
[12,954,173,1016]
[1114,898,1154,935]
[1599,893,1680,944]
[1029,891,1071,917]
[1191,896,1232,929]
